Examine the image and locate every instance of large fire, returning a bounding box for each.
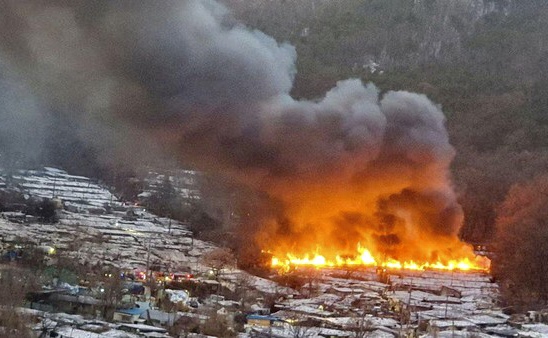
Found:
[257,181,492,274]
[269,243,491,272]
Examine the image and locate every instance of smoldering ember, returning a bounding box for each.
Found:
[1,0,548,337]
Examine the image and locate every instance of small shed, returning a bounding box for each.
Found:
[246,314,284,327]
[113,307,147,323]
[117,323,168,335]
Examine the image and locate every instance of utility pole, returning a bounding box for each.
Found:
[52,176,57,198]
[146,237,152,286]
[445,270,455,318]
[406,277,413,334]
[444,292,449,319]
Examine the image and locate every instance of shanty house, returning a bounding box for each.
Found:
[113,307,147,323]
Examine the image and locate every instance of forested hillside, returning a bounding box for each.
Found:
[223,0,548,243]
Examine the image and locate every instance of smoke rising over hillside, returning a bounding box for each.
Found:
[0,0,471,260]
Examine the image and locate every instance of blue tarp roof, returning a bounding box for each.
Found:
[247,314,282,321]
[115,307,147,316]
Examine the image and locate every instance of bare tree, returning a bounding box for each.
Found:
[170,315,201,337]
[0,267,39,338]
[95,268,125,320]
[234,272,259,310]
[493,174,548,310]
[289,324,313,338]
[286,314,314,338]
[350,312,374,338]
[199,310,237,338]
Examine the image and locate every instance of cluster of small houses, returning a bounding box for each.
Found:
[26,286,188,337]
[3,167,548,337]
[15,260,548,338]
[20,271,548,338]
[240,272,548,338]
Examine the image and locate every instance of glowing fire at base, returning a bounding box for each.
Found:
[270,246,490,273]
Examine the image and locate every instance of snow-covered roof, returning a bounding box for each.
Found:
[117,323,167,333]
[465,314,508,326]
[430,319,477,329]
[165,289,190,303]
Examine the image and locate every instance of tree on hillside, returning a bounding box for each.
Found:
[97,268,126,320]
[0,268,38,338]
[199,309,236,337]
[107,168,142,202]
[189,206,222,237]
[146,176,178,216]
[492,174,548,310]
[144,175,195,224]
[35,198,59,223]
[351,312,374,338]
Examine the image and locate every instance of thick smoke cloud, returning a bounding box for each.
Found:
[0,63,45,168]
[0,0,471,261]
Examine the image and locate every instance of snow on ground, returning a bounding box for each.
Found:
[0,207,217,273]
[12,167,117,209]
[54,326,141,338]
[249,275,295,295]
[520,323,548,336]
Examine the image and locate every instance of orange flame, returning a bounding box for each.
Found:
[270,245,490,273]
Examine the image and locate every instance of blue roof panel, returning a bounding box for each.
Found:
[116,308,147,315]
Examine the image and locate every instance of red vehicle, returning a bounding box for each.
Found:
[171,272,194,281]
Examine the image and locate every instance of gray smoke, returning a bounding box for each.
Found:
[0,61,45,168]
[0,0,467,260]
